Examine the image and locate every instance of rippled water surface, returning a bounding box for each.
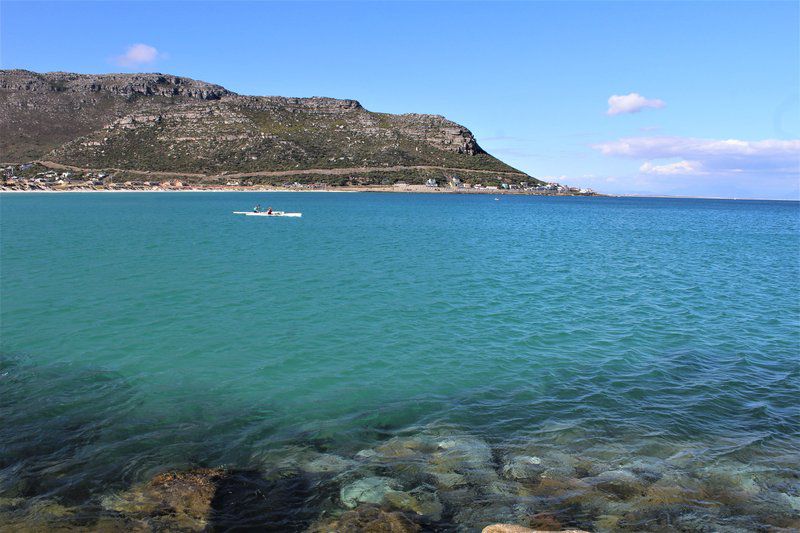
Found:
[1,192,799,531]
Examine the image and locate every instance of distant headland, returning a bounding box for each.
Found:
[0,70,595,195]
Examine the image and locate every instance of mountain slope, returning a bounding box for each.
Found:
[0,70,535,184]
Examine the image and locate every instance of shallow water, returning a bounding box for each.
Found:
[1,192,799,531]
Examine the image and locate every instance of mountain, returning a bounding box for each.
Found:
[0,70,536,185]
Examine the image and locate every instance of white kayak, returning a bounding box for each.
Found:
[233,211,302,217]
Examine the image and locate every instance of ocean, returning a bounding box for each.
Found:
[1,192,798,531]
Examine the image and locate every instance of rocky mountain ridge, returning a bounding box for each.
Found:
[0,70,230,100]
[0,70,534,185]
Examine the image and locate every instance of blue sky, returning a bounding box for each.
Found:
[2,1,798,198]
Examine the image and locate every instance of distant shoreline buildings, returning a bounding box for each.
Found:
[2,163,598,196]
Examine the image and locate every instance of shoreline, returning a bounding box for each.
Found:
[0,184,597,197]
[1,186,797,201]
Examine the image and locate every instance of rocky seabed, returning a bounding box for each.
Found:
[1,427,798,532]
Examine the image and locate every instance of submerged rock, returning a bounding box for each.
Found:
[356,430,500,497]
[371,435,438,460]
[482,524,589,533]
[486,478,529,498]
[0,499,84,532]
[783,492,800,512]
[559,485,634,523]
[360,431,494,474]
[254,446,358,478]
[640,481,703,508]
[452,502,519,531]
[384,488,443,520]
[428,433,501,493]
[526,511,568,530]
[501,450,586,486]
[303,453,359,475]
[338,475,441,520]
[431,471,468,490]
[101,467,316,531]
[340,477,401,508]
[572,457,608,479]
[433,434,493,469]
[307,504,421,532]
[699,464,765,497]
[592,514,622,531]
[90,516,150,532]
[502,455,545,482]
[482,525,535,533]
[616,504,721,532]
[620,458,665,484]
[102,468,223,530]
[0,497,25,509]
[586,469,648,500]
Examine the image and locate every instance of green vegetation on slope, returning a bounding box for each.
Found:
[1,70,537,184]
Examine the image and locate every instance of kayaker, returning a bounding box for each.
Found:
[267,206,273,215]
[253,204,261,213]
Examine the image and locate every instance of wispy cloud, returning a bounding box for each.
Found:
[606,93,666,116]
[593,136,800,175]
[113,44,162,68]
[639,160,704,175]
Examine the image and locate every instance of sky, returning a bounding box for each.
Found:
[1,1,798,199]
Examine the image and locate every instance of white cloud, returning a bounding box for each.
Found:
[639,160,704,175]
[593,137,800,159]
[584,136,800,198]
[593,136,800,175]
[592,137,800,173]
[606,93,666,116]
[114,44,161,68]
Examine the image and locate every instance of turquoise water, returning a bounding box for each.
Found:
[1,192,799,531]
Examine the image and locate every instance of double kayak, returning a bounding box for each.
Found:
[233,211,302,217]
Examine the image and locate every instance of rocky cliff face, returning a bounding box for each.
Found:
[0,70,529,180]
[0,70,229,99]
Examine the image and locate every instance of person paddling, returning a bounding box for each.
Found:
[253,204,261,213]
[267,206,273,215]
